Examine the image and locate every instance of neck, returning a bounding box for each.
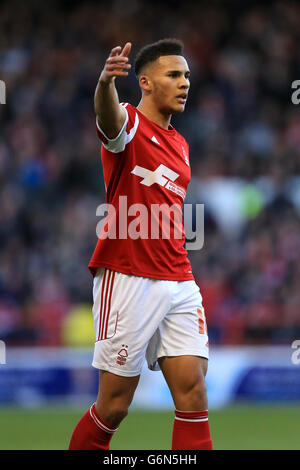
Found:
[137,98,171,130]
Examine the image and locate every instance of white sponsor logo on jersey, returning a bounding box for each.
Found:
[131,164,186,200]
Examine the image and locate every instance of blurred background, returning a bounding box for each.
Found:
[0,0,300,449]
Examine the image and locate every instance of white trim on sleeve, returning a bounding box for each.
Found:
[96,104,139,153]
[96,106,129,153]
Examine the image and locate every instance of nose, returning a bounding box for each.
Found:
[179,77,189,90]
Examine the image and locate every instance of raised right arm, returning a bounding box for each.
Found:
[95,43,132,140]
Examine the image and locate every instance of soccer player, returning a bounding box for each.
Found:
[68,39,212,450]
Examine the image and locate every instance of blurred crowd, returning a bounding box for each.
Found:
[1,0,300,346]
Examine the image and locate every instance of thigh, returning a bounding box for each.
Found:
[158,355,208,384]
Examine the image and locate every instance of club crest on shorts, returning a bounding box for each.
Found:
[116,344,128,366]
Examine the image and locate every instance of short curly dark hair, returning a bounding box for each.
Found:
[134,38,184,77]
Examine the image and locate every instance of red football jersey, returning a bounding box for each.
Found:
[88,103,194,281]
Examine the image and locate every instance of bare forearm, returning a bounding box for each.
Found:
[94,78,123,137]
[94,43,131,139]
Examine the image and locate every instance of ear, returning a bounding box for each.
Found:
[139,74,152,93]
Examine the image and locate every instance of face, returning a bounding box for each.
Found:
[139,55,190,114]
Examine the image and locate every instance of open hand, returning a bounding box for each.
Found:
[99,42,132,84]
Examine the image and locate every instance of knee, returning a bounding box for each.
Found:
[187,377,207,401]
[175,377,208,410]
[95,398,129,427]
[105,404,129,426]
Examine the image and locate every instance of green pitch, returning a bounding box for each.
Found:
[0,405,299,450]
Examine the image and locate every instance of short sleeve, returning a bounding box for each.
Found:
[96,103,139,154]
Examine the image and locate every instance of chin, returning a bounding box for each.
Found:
[172,104,185,114]
[162,103,185,115]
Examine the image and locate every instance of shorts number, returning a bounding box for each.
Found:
[197,308,207,335]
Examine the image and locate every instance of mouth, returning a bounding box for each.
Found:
[176,94,188,104]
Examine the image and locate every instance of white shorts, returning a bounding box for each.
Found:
[92,268,209,377]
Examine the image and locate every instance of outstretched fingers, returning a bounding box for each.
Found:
[120,42,132,57]
[109,46,122,57]
[100,43,132,82]
[106,57,131,76]
[107,43,132,76]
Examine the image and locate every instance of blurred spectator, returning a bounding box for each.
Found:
[61,304,94,347]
